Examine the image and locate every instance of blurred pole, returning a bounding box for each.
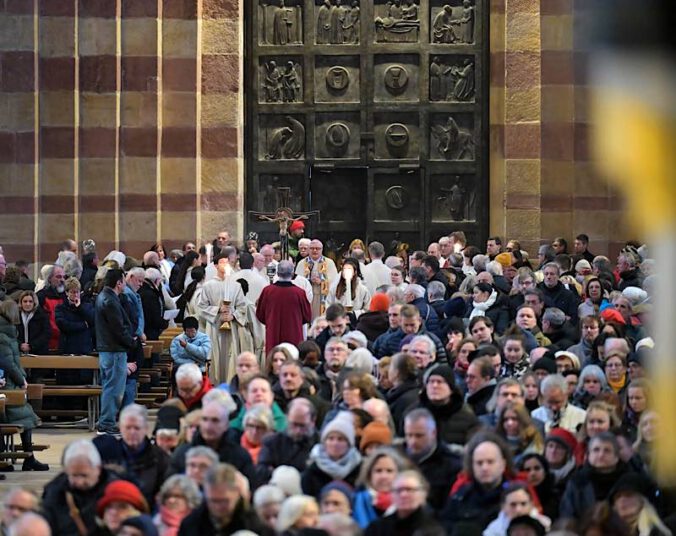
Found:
[586,1,676,483]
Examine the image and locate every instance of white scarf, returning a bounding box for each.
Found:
[20,311,34,343]
[469,290,498,320]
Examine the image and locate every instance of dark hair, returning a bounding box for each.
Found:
[213,252,229,265]
[390,352,418,382]
[104,268,124,288]
[408,266,428,285]
[336,258,362,300]
[473,282,493,295]
[523,288,545,304]
[181,266,206,305]
[500,481,533,505]
[176,251,200,294]
[552,237,568,251]
[325,303,347,322]
[554,253,573,273]
[576,234,590,244]
[183,316,199,330]
[182,241,195,252]
[239,251,254,270]
[488,236,502,246]
[469,315,494,332]
[463,245,480,261]
[422,255,440,273]
[350,408,373,429]
[83,252,97,269]
[298,340,321,366]
[471,355,495,379]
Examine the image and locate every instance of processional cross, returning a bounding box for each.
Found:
[248,186,320,261]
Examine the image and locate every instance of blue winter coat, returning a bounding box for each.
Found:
[55,300,95,354]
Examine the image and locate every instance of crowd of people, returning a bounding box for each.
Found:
[0,228,671,536]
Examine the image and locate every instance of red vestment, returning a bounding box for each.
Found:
[256,281,312,354]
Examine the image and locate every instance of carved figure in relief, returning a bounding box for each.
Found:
[432,5,460,43]
[431,116,475,160]
[263,60,284,101]
[430,57,475,101]
[460,0,475,44]
[449,59,474,100]
[272,0,298,45]
[342,1,360,43]
[329,0,347,44]
[266,116,305,160]
[375,0,419,43]
[282,61,302,102]
[317,0,332,43]
[438,179,466,220]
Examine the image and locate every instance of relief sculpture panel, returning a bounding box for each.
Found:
[314,56,360,103]
[375,113,420,160]
[430,0,475,44]
[429,55,475,101]
[374,0,420,43]
[259,115,306,160]
[260,57,303,103]
[259,0,303,45]
[374,55,419,102]
[430,113,475,160]
[432,174,477,222]
[316,112,360,159]
[316,0,360,44]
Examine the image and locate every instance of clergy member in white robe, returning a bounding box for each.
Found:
[197,255,248,383]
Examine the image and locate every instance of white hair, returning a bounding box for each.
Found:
[276,496,319,532]
[410,334,436,356]
[298,238,311,247]
[127,267,145,279]
[119,403,148,426]
[253,484,285,508]
[406,284,426,299]
[385,255,402,269]
[202,388,237,416]
[186,446,219,465]
[486,260,503,276]
[145,267,163,284]
[346,348,376,375]
[63,439,101,468]
[426,281,446,301]
[539,374,568,396]
[175,363,204,385]
[7,512,51,536]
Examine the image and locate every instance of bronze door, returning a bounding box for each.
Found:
[245,0,488,251]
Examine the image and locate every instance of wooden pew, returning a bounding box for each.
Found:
[20,356,101,431]
[0,390,27,461]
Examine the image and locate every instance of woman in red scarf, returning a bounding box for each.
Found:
[153,475,202,536]
[240,404,274,464]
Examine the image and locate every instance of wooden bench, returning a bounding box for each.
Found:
[0,390,27,461]
[20,356,101,431]
[39,386,102,431]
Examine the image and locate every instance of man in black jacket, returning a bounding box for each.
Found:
[95,268,134,435]
[258,398,319,477]
[178,463,272,536]
[168,399,256,487]
[402,408,463,513]
[537,263,580,324]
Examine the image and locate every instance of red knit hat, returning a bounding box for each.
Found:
[545,428,578,456]
[600,307,626,325]
[369,293,390,312]
[359,421,393,451]
[97,480,149,517]
[289,220,305,232]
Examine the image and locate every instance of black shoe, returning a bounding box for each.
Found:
[22,455,49,471]
[96,426,120,437]
[0,464,14,472]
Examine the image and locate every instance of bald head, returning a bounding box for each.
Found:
[143,251,160,267]
[7,513,51,536]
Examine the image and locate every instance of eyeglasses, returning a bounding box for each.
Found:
[392,486,422,494]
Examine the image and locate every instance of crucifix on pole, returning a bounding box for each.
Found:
[248,186,319,261]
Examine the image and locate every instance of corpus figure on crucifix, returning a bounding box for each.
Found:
[249,186,319,261]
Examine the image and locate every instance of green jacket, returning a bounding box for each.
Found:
[229,401,287,432]
[0,317,39,430]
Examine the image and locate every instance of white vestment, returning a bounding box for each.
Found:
[362,259,392,295]
[197,276,248,383]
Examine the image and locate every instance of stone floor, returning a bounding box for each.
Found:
[0,427,95,494]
